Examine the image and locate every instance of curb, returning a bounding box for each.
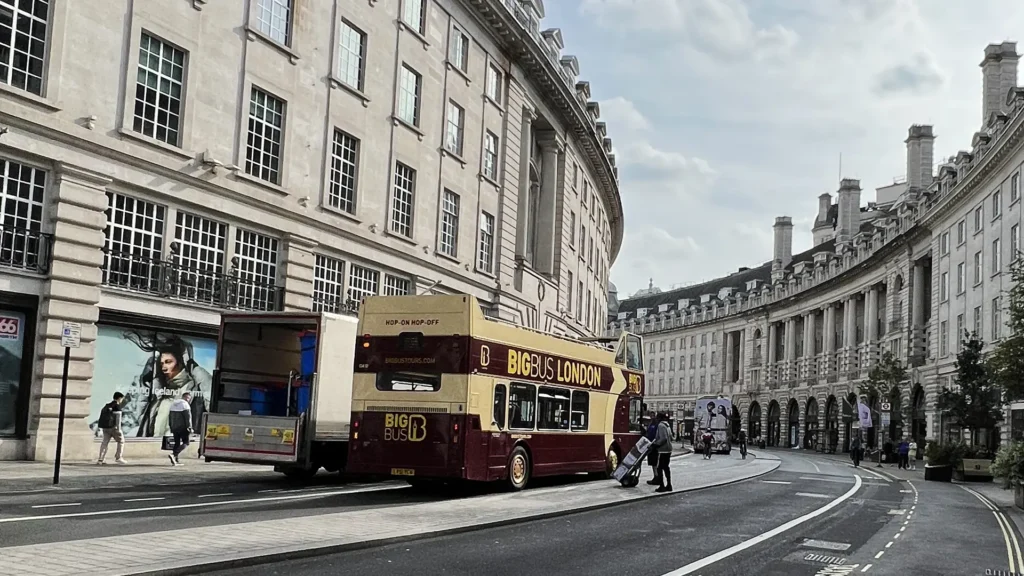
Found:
[129,456,780,576]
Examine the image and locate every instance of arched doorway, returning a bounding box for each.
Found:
[805,398,820,450]
[825,395,839,453]
[732,405,742,438]
[788,399,800,448]
[749,401,762,440]
[911,385,926,448]
[767,400,781,447]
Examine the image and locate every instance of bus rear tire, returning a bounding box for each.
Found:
[506,446,530,491]
[281,465,319,481]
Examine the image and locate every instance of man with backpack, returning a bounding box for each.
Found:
[167,392,194,466]
[97,392,128,465]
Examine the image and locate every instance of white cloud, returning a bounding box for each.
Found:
[540,0,1024,296]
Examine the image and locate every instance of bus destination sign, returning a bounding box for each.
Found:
[472,341,615,391]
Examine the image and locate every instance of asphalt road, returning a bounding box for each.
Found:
[204,452,1022,576]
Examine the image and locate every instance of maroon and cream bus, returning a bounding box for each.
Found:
[346,294,646,490]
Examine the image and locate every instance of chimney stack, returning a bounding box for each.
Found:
[905,125,935,190]
[816,193,832,224]
[836,178,862,244]
[981,42,1019,125]
[772,216,794,271]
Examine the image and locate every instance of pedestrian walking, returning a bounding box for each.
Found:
[908,438,918,471]
[167,392,194,466]
[97,392,128,465]
[850,435,862,468]
[898,438,910,470]
[644,415,660,485]
[650,413,673,493]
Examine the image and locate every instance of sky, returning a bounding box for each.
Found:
[535,0,1024,298]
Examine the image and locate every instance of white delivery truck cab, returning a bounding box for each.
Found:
[199,312,357,478]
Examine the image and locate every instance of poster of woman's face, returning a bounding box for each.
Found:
[89,325,216,438]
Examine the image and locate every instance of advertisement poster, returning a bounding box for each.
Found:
[90,325,216,439]
[0,310,26,436]
[694,396,732,450]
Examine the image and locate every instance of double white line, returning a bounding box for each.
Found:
[961,485,1024,573]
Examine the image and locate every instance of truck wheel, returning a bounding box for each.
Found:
[281,465,319,481]
[506,446,531,491]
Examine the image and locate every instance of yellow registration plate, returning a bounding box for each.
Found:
[391,468,415,477]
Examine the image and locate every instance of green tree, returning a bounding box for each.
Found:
[937,332,1003,445]
[988,255,1024,401]
[859,351,910,424]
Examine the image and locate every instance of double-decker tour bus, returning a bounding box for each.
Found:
[346,294,646,490]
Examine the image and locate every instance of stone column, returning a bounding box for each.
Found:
[280,234,318,311]
[866,287,879,343]
[514,107,537,260]
[912,262,925,328]
[768,322,778,366]
[785,318,797,381]
[805,311,817,378]
[737,329,745,384]
[28,164,110,461]
[824,304,835,353]
[534,134,565,275]
[725,331,735,384]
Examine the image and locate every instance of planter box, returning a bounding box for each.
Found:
[960,458,994,482]
[925,464,953,482]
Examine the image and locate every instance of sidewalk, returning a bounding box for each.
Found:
[0,452,779,576]
[0,458,279,493]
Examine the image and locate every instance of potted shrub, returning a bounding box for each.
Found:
[924,442,966,482]
[959,444,996,482]
[991,442,1024,508]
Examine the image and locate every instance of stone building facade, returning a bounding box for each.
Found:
[608,41,1024,453]
[0,0,622,461]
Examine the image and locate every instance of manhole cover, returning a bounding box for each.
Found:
[801,539,852,551]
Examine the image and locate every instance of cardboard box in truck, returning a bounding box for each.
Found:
[199,312,357,478]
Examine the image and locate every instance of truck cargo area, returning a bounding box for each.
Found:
[200,313,356,478]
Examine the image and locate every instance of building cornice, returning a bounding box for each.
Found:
[462,0,625,263]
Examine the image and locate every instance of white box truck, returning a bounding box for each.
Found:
[199,311,357,479]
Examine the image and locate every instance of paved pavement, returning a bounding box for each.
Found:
[0,450,775,575]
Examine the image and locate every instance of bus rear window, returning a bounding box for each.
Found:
[376,372,441,392]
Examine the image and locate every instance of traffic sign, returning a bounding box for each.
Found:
[60,321,81,349]
[880,402,891,412]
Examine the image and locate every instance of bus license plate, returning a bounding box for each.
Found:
[391,468,415,477]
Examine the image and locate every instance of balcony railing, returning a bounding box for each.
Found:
[312,296,362,316]
[102,250,283,311]
[1,226,52,275]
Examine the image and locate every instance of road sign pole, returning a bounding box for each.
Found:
[53,321,82,486]
[53,346,70,485]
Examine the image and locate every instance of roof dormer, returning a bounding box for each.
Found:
[587,101,600,122]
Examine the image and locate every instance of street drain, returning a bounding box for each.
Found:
[804,553,846,565]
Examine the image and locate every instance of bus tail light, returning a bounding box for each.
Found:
[352,418,360,441]
[452,421,460,444]
[361,334,371,349]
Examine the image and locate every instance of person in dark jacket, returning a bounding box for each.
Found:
[643,416,659,484]
[167,392,194,466]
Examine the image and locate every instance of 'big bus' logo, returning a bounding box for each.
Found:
[627,373,642,395]
[383,413,427,442]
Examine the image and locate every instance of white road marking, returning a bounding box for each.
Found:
[1,484,404,523]
[874,551,884,559]
[258,489,281,493]
[197,493,232,499]
[885,542,893,549]
[800,476,854,484]
[124,497,165,502]
[31,503,81,509]
[861,564,872,572]
[659,475,862,576]
[760,480,792,485]
[801,539,852,551]
[796,492,832,499]
[900,527,906,532]
[893,533,900,539]
[887,509,905,515]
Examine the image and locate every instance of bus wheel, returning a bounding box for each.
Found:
[591,447,618,479]
[506,447,531,491]
[281,465,319,481]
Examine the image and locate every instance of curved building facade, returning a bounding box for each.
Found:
[609,41,1024,453]
[0,0,621,460]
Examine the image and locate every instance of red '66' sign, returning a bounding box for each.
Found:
[0,316,21,340]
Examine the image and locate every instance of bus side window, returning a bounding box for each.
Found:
[570,391,589,431]
[614,343,625,365]
[509,383,536,430]
[625,335,643,372]
[493,383,507,429]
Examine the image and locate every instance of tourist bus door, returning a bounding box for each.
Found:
[488,381,510,480]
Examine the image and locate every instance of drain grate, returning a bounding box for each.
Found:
[804,553,846,565]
